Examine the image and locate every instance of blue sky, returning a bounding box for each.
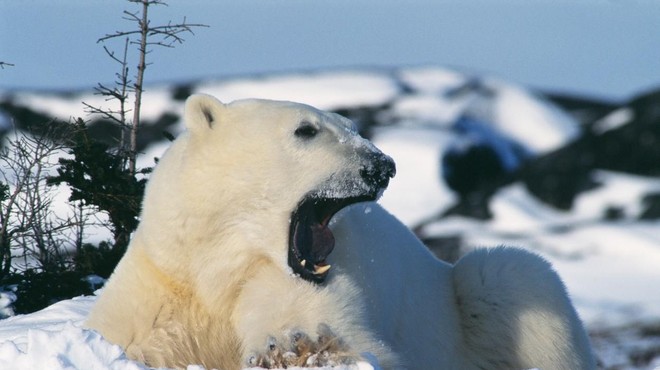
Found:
[1,0,659,100]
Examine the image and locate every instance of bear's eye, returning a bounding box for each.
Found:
[294,122,319,139]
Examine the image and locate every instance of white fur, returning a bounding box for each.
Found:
[331,203,596,369]
[86,94,595,370]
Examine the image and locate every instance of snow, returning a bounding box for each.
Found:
[0,292,16,319]
[195,70,400,111]
[1,66,658,368]
[573,171,660,219]
[592,107,634,135]
[396,67,467,94]
[12,86,178,125]
[0,322,148,370]
[487,82,580,153]
[373,126,455,226]
[389,95,465,127]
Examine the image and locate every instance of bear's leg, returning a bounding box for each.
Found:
[234,264,368,368]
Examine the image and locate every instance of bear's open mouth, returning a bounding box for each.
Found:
[288,195,373,284]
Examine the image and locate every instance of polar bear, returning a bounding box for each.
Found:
[86,94,595,370]
[86,94,399,369]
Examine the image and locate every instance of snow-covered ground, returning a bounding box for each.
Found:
[1,66,659,369]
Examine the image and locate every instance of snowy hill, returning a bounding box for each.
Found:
[1,66,660,369]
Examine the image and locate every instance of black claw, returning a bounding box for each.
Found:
[267,336,277,351]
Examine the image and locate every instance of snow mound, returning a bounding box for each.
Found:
[0,294,378,370]
[0,322,148,370]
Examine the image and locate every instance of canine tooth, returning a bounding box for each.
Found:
[313,264,331,275]
[300,260,307,267]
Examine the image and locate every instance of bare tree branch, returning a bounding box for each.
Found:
[91,0,208,175]
[0,127,83,274]
[98,18,208,44]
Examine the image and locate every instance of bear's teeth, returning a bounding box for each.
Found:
[301,259,307,267]
[313,264,331,275]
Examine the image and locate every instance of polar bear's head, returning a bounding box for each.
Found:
[147,94,394,284]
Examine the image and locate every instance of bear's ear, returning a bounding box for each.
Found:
[184,94,226,132]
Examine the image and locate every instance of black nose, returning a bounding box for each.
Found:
[360,152,396,190]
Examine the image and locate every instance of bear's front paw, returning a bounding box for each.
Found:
[246,324,358,368]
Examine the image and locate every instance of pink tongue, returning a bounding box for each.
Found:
[310,223,335,261]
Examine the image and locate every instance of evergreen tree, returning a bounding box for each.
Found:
[48,119,150,256]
